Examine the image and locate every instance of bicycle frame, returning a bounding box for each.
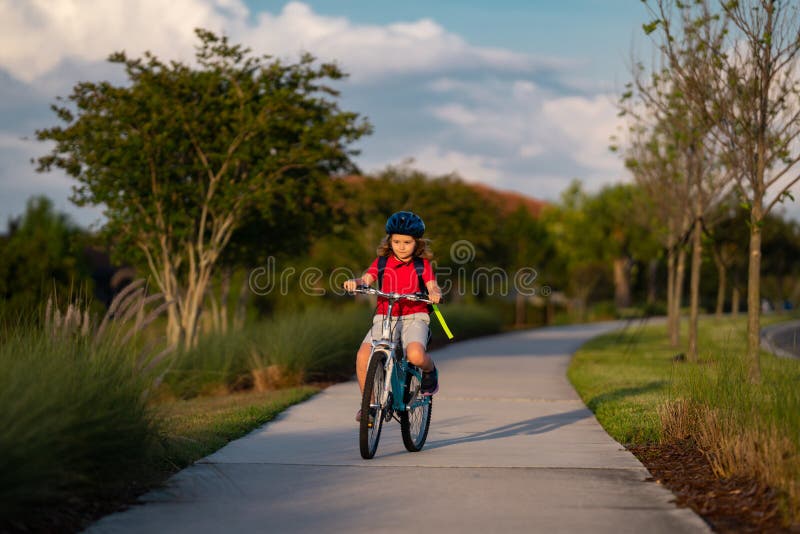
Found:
[358,287,431,414]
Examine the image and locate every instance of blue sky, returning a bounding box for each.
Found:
[0,1,659,228]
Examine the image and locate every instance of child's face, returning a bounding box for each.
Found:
[390,234,416,260]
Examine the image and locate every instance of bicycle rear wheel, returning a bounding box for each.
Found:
[400,370,432,452]
[360,349,388,459]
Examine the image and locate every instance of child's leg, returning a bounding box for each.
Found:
[402,313,437,395]
[403,313,434,371]
[355,343,372,392]
[356,315,382,393]
[405,342,434,372]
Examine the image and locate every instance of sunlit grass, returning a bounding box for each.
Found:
[569,313,800,523]
[155,387,319,469]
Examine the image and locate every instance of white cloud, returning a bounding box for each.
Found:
[372,146,502,185]
[430,104,478,127]
[0,0,627,226]
[0,0,557,84]
[518,143,544,158]
[541,94,624,173]
[0,132,34,151]
[0,0,235,83]
[427,77,626,192]
[237,3,557,82]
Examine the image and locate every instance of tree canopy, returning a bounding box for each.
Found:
[36,29,372,347]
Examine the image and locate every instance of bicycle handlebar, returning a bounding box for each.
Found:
[349,285,435,304]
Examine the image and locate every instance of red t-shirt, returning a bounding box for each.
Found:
[365,255,435,316]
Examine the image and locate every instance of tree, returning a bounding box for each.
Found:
[626,4,737,361]
[0,197,92,314]
[543,180,624,320]
[37,29,371,348]
[623,120,692,346]
[644,0,800,380]
[496,206,551,326]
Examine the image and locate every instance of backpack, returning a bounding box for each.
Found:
[377,255,433,313]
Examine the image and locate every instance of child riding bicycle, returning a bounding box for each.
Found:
[343,211,442,422]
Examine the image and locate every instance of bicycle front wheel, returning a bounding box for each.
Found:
[360,349,388,459]
[400,370,432,452]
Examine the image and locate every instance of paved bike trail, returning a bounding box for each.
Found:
[90,322,708,533]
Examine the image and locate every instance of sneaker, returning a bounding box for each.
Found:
[420,367,439,396]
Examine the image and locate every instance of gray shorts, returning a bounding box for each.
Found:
[361,313,431,350]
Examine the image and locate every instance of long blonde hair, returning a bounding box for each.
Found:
[377,235,434,260]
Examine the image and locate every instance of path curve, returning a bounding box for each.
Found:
[90,322,708,533]
[761,319,800,359]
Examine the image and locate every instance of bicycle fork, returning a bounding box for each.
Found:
[380,356,394,408]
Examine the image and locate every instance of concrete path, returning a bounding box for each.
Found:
[761,319,800,359]
[90,322,708,533]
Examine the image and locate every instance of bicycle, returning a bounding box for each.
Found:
[348,285,434,459]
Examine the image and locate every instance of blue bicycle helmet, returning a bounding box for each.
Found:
[385,211,425,237]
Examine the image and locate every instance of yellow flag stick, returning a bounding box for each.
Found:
[432,304,454,340]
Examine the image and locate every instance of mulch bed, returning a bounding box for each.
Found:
[629,440,796,533]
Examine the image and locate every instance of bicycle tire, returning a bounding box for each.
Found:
[360,349,388,459]
[400,370,432,452]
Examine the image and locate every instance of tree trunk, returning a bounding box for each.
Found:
[180,251,214,350]
[647,258,658,306]
[671,246,687,347]
[732,285,740,319]
[165,300,182,347]
[613,257,632,310]
[713,249,727,319]
[160,258,182,347]
[666,246,676,340]
[688,217,703,363]
[746,204,763,383]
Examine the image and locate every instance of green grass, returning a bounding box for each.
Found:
[433,303,503,342]
[162,303,503,398]
[0,300,505,529]
[155,386,319,469]
[569,312,800,521]
[569,313,800,445]
[162,306,372,397]
[568,325,674,443]
[0,325,156,524]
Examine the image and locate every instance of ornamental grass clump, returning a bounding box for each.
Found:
[0,282,171,528]
[661,322,800,524]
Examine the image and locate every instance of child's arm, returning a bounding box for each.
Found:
[426,280,442,303]
[343,273,375,291]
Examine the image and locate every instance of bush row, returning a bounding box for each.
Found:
[1,302,502,527]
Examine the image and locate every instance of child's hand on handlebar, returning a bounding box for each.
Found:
[343,279,360,292]
[429,287,442,304]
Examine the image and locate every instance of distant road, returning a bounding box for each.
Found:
[89,322,707,533]
[761,320,800,359]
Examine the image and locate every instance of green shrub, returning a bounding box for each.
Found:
[431,303,503,343]
[163,305,372,396]
[249,305,371,380]
[162,302,502,397]
[0,326,156,524]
